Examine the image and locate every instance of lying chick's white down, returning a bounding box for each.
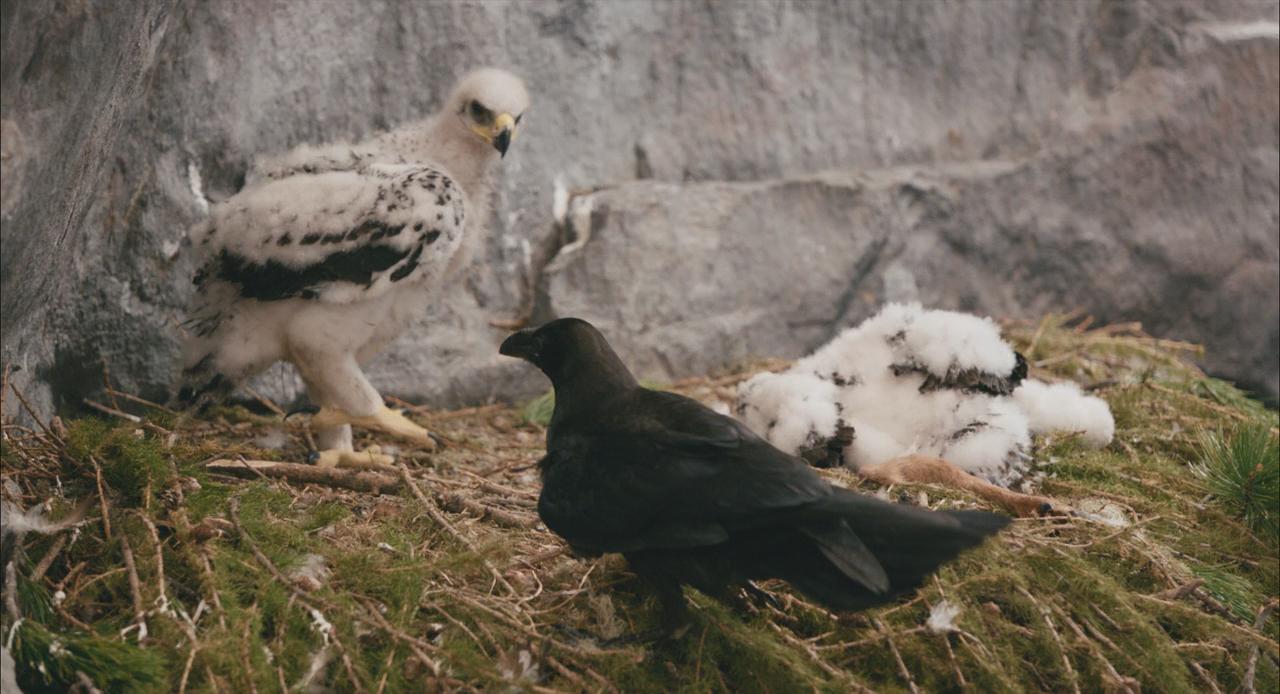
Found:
[1013,379,1115,448]
[735,303,1115,488]
[178,68,529,458]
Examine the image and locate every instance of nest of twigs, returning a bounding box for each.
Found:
[1,313,1277,693]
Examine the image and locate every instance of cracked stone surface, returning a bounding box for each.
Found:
[544,136,1279,400]
[2,0,1277,418]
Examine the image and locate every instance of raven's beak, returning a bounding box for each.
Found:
[492,113,515,158]
[499,328,538,360]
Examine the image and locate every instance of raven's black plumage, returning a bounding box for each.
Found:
[501,318,1010,629]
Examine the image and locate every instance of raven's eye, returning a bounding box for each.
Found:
[469,100,493,125]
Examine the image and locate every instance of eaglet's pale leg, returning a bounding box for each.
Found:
[859,454,1070,517]
[292,349,436,470]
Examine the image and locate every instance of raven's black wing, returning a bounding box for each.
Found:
[539,389,890,592]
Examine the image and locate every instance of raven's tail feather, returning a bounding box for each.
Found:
[753,490,1009,611]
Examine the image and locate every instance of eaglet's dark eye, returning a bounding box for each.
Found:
[469,100,493,125]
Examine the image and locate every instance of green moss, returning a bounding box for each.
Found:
[604,595,840,693]
[328,544,428,609]
[65,418,171,507]
[183,478,234,521]
[301,501,352,532]
[0,437,17,467]
[1187,378,1278,423]
[203,403,272,425]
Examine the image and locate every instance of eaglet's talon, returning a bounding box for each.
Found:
[1010,494,1073,518]
[362,406,438,451]
[307,405,438,452]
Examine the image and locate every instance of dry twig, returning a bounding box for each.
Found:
[1188,660,1224,694]
[207,458,402,494]
[1242,599,1278,694]
[91,456,114,541]
[398,465,519,598]
[83,398,141,424]
[1055,607,1139,693]
[31,534,69,582]
[1152,579,1204,601]
[873,617,919,694]
[118,531,148,640]
[1016,586,1080,694]
[439,491,540,529]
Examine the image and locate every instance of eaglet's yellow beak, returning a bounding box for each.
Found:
[472,112,517,157]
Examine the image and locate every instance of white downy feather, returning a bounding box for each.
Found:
[735,303,1116,487]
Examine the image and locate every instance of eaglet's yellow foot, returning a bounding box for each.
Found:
[311,405,439,452]
[308,446,396,471]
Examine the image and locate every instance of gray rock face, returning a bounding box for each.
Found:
[2,0,1277,418]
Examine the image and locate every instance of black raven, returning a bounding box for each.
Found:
[500,317,1010,633]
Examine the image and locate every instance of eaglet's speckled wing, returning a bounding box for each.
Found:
[191,163,466,305]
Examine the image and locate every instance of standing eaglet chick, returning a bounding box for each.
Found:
[500,318,1009,637]
[178,69,529,468]
[735,303,1115,516]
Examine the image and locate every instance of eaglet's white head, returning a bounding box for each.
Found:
[444,68,531,158]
